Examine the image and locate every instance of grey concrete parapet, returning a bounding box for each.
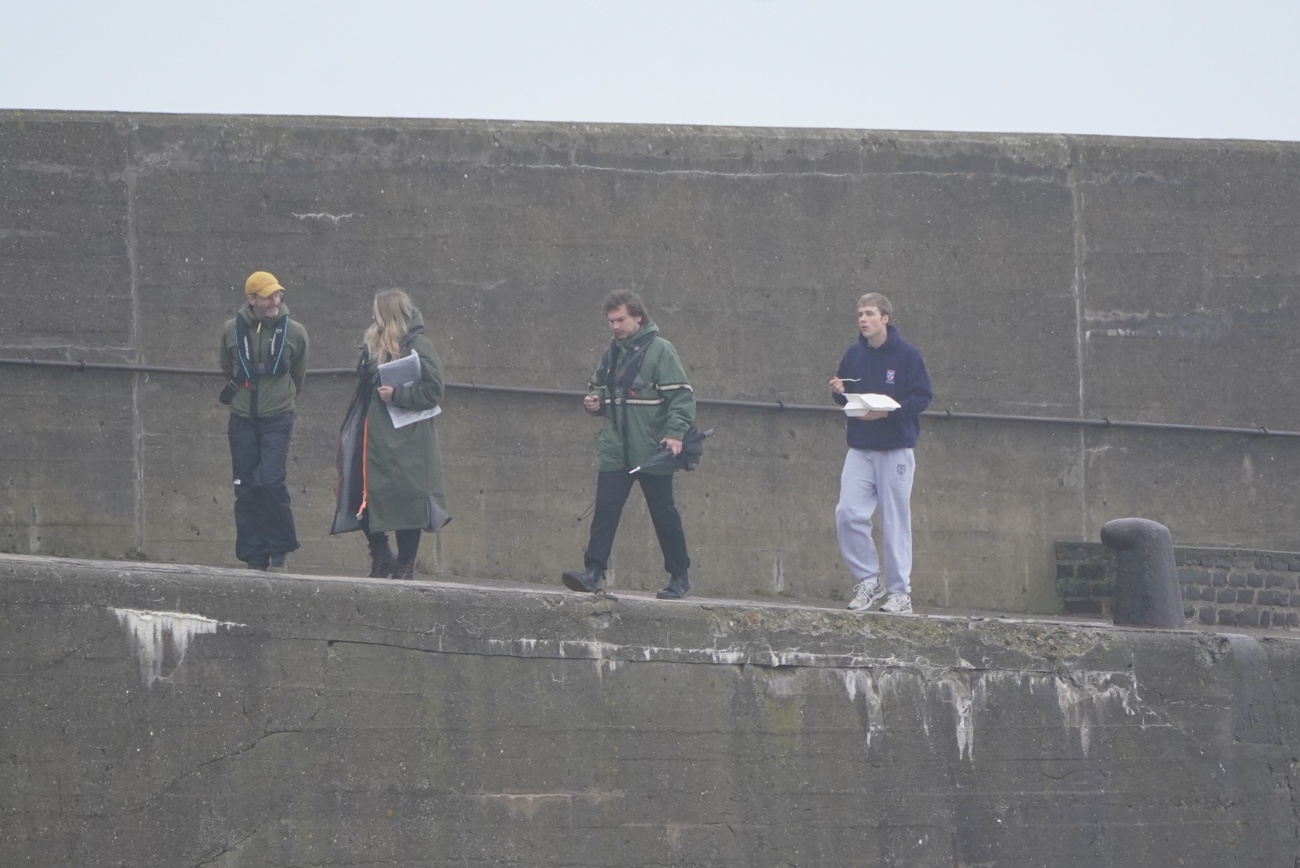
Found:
[4,554,1300,867]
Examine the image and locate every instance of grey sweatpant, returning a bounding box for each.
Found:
[835,446,915,595]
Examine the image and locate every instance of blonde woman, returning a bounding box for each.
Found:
[331,289,449,578]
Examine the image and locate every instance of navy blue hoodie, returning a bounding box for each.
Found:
[833,323,933,450]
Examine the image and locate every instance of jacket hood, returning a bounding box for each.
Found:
[616,320,659,348]
[859,322,898,350]
[405,307,426,335]
[396,307,428,353]
[359,307,428,359]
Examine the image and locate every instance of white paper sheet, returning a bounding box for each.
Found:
[377,350,443,429]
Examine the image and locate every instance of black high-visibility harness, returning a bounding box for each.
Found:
[233,314,290,419]
[591,330,660,467]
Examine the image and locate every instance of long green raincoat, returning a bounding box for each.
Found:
[331,308,448,535]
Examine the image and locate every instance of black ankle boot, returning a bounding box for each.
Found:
[391,558,416,580]
[561,565,605,593]
[656,573,692,600]
[367,547,395,579]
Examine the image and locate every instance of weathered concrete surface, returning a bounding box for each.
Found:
[3,554,1299,867]
[3,112,1300,614]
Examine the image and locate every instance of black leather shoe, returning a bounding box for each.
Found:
[656,573,692,600]
[367,547,395,579]
[562,565,605,593]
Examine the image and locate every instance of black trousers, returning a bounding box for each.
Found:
[358,511,421,564]
[584,470,690,577]
[228,412,300,566]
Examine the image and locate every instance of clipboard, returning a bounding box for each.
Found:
[377,351,442,429]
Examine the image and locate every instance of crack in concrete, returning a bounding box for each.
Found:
[311,633,1174,764]
[192,829,256,867]
[114,726,313,819]
[195,729,306,772]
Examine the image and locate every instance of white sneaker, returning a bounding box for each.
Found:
[879,593,912,614]
[847,579,886,611]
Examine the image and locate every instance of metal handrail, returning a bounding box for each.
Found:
[0,356,1294,439]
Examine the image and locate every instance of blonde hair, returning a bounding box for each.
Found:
[363,289,414,364]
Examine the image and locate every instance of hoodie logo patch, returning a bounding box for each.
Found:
[886,369,896,384]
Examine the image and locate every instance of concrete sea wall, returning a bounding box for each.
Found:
[3,555,1299,866]
[3,112,1300,614]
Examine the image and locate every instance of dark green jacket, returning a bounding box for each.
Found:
[219,302,309,418]
[587,321,695,473]
[332,308,447,535]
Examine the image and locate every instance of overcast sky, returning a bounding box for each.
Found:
[3,0,1298,142]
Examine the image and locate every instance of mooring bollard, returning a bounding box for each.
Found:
[1099,517,1185,628]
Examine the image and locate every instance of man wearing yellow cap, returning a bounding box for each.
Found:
[218,271,310,570]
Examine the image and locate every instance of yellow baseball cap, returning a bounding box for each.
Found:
[245,271,285,297]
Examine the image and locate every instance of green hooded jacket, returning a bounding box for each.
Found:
[587,321,695,473]
[219,301,309,418]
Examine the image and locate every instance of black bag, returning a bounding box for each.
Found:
[218,379,240,405]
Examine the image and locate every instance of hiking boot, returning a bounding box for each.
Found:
[879,592,913,614]
[391,558,416,581]
[656,573,692,600]
[847,579,885,611]
[367,547,395,579]
[562,565,605,593]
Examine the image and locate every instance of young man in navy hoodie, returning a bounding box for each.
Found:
[829,293,933,614]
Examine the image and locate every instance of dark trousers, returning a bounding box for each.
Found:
[584,470,690,576]
[228,412,300,566]
[358,511,421,564]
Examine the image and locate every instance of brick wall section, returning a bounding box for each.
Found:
[1056,542,1300,629]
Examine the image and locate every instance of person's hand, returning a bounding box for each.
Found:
[377,385,395,404]
[662,437,683,456]
[583,393,601,412]
[829,376,846,395]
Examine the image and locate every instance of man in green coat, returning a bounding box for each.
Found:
[218,270,309,571]
[562,290,696,600]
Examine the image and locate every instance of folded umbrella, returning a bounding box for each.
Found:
[630,425,714,474]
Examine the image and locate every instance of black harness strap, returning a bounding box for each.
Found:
[234,314,290,377]
[233,314,290,419]
[592,331,659,433]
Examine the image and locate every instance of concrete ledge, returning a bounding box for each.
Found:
[4,554,1299,867]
